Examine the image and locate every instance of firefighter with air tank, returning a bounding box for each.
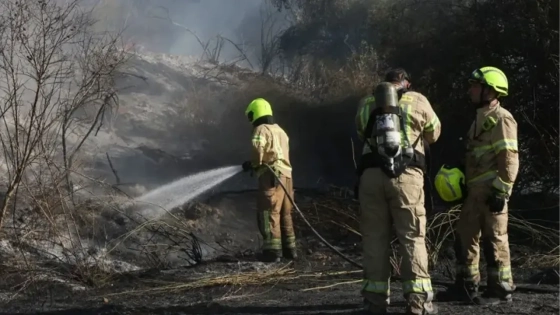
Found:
[355,68,441,315]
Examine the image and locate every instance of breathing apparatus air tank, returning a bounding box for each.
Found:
[373,82,402,170]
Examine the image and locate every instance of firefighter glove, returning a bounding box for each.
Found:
[486,190,508,213]
[242,161,252,172]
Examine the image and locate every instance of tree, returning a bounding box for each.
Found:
[0,0,128,229]
[270,0,559,196]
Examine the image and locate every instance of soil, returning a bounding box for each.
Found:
[0,191,557,315]
[0,252,558,315]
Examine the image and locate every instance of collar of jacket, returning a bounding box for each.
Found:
[476,102,501,116]
[252,115,274,127]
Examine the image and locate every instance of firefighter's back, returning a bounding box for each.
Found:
[255,123,292,179]
[358,71,438,315]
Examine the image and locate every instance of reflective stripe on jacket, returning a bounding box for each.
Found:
[251,123,292,178]
[465,103,519,195]
[355,91,441,156]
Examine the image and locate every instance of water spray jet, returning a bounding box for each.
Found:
[128,165,241,221]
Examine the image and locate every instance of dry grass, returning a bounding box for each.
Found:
[0,188,212,296]
[5,171,554,299]
[105,264,296,297]
[294,187,560,270]
[518,246,560,269]
[426,207,461,264]
[103,264,362,297]
[0,3,553,299]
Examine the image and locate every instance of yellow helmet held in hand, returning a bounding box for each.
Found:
[434,165,466,202]
[245,98,273,123]
[468,66,509,97]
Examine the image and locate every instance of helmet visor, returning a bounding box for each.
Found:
[469,69,485,84]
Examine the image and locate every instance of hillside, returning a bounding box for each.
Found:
[0,1,557,314]
[79,51,359,194]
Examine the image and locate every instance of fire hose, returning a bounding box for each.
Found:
[262,164,362,269]
[260,164,559,294]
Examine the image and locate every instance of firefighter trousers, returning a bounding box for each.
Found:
[257,171,296,252]
[359,167,434,311]
[456,183,514,292]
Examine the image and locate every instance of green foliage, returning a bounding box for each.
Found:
[272,0,559,195]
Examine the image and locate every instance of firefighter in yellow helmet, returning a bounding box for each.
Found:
[242,98,296,263]
[448,66,519,304]
[355,68,441,315]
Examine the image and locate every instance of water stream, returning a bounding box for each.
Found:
[133,165,242,220]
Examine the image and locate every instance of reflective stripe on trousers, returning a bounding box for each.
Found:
[262,237,282,250]
[362,278,434,295]
[362,279,390,295]
[282,235,296,249]
[456,264,480,282]
[488,266,512,280]
[402,278,433,294]
[488,266,514,292]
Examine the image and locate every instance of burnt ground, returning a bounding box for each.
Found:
[0,251,557,315]
[0,190,558,315]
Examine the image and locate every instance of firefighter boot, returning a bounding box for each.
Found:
[259,249,282,263]
[453,281,480,304]
[481,241,515,305]
[445,278,480,302]
[282,247,298,260]
[405,292,438,315]
[475,283,514,305]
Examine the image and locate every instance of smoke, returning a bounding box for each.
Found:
[68,0,356,192]
[86,0,290,67]
[167,0,261,56]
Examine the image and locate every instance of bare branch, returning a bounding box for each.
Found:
[220,36,255,70]
[0,0,129,229]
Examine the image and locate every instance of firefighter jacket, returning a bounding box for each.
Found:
[251,123,292,178]
[465,103,519,196]
[355,91,441,158]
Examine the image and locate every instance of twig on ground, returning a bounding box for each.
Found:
[301,279,360,291]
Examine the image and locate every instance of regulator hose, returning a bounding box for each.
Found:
[262,165,559,295]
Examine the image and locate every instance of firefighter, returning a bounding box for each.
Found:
[356,68,441,315]
[242,98,297,263]
[451,66,519,304]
